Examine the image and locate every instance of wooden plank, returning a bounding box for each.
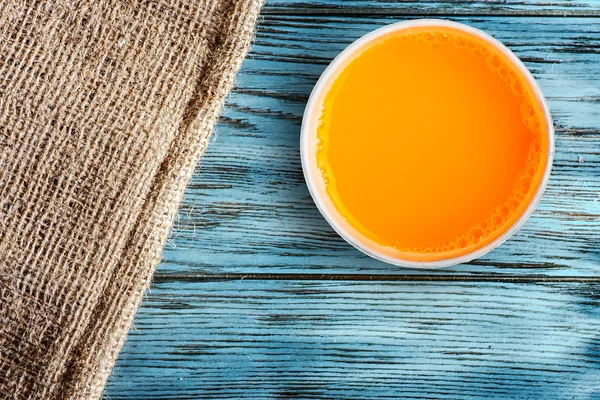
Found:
[104,280,600,399]
[160,16,600,276]
[263,1,600,16]
[153,273,600,283]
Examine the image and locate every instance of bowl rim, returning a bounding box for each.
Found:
[300,19,555,269]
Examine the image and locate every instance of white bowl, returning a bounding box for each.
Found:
[300,19,555,269]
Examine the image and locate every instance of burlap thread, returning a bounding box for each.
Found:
[0,0,262,398]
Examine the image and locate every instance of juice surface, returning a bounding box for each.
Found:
[315,25,549,261]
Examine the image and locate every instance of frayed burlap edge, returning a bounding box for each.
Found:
[82,2,262,398]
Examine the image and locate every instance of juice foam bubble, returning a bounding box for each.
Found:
[391,138,544,255]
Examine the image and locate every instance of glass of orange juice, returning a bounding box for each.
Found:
[301,19,554,268]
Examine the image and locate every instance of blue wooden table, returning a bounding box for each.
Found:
[104,1,600,398]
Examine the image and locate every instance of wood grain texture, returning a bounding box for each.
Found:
[159,15,600,276]
[264,0,600,16]
[105,3,600,399]
[105,280,600,399]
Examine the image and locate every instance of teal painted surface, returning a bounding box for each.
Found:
[104,1,600,398]
[106,280,600,399]
[160,15,600,276]
[266,0,600,15]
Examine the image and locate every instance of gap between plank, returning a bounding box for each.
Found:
[152,273,600,283]
[261,8,600,17]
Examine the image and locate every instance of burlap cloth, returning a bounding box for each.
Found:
[0,1,262,398]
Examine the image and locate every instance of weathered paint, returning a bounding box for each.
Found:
[104,3,600,399]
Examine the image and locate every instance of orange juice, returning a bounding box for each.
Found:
[304,21,553,265]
